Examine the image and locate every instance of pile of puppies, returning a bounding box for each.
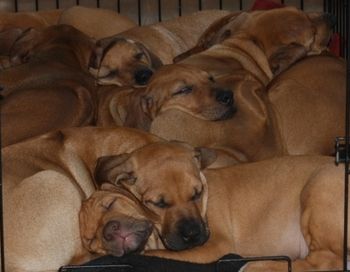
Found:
[1,3,347,272]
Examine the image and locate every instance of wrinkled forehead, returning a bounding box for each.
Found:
[103,40,141,64]
[131,142,197,165]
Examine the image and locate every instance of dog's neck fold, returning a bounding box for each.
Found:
[209,38,274,86]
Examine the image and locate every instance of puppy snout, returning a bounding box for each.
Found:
[215,89,233,106]
[180,221,201,242]
[134,68,153,86]
[323,13,337,28]
[103,220,120,241]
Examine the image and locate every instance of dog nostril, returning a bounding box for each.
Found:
[179,220,201,242]
[134,69,153,85]
[103,220,120,241]
[216,90,233,106]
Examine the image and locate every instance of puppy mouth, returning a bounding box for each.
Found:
[103,219,153,256]
[214,106,237,121]
[161,218,210,251]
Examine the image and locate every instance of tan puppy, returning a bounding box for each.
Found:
[58,6,137,40]
[2,127,161,272]
[95,8,334,134]
[150,54,345,161]
[0,9,62,31]
[96,64,236,131]
[94,141,217,251]
[0,25,97,147]
[145,155,348,271]
[177,7,335,79]
[88,9,231,86]
[76,185,159,264]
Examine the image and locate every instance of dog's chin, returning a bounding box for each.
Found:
[212,107,237,121]
[161,224,210,251]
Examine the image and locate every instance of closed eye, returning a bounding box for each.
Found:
[191,187,202,201]
[173,85,193,96]
[135,52,145,60]
[101,199,117,210]
[146,198,171,209]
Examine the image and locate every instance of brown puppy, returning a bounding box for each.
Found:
[96,64,236,131]
[58,6,137,40]
[177,7,335,79]
[88,9,231,86]
[145,155,348,271]
[150,54,345,161]
[0,9,62,69]
[142,8,338,162]
[2,127,161,272]
[76,185,159,263]
[94,141,217,251]
[0,25,97,147]
[95,7,334,131]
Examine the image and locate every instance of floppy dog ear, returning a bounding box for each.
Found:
[9,28,41,64]
[135,42,163,69]
[94,154,136,187]
[268,43,307,76]
[173,12,243,63]
[140,95,159,120]
[89,36,126,69]
[194,147,217,169]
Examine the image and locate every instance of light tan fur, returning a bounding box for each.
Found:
[150,54,345,161]
[145,155,348,271]
[93,141,217,251]
[0,9,62,31]
[89,10,231,86]
[2,127,161,272]
[95,8,335,156]
[58,6,137,39]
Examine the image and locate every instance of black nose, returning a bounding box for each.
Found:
[323,13,337,28]
[179,219,202,243]
[134,68,153,85]
[216,89,233,106]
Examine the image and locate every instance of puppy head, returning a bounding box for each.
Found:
[141,63,236,121]
[79,187,156,257]
[89,36,162,87]
[225,7,335,75]
[94,141,217,251]
[9,25,95,68]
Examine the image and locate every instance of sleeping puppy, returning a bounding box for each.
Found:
[0,25,97,147]
[145,155,348,272]
[176,7,335,78]
[88,9,232,86]
[96,64,236,131]
[76,184,161,264]
[93,141,217,252]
